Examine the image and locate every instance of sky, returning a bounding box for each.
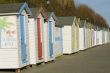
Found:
[75,0,110,27]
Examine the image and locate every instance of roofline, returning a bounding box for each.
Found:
[0,12,31,16]
[47,12,57,21]
[0,13,19,16]
[19,2,32,16]
[37,7,47,19]
[30,7,47,19]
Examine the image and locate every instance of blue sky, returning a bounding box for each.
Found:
[75,0,110,27]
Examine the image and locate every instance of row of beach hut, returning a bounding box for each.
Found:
[0,2,110,73]
[57,17,110,54]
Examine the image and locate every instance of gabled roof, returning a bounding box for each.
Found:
[56,16,74,26]
[47,12,57,21]
[30,7,47,19]
[0,2,32,15]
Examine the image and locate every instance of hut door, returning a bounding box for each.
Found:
[49,21,53,58]
[37,18,43,60]
[20,15,27,64]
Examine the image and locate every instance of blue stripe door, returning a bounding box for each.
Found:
[20,15,27,64]
[49,21,53,58]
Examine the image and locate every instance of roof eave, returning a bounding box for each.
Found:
[0,12,19,16]
[19,2,32,16]
[47,12,57,21]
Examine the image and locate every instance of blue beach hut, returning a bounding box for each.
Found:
[43,12,57,62]
[0,2,32,72]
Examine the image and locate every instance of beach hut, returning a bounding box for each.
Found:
[102,28,105,44]
[99,30,103,45]
[104,29,106,44]
[94,25,97,46]
[88,23,92,48]
[43,12,57,62]
[107,29,110,43]
[85,22,88,48]
[57,17,79,54]
[89,23,92,47]
[106,29,109,43]
[92,25,95,46]
[99,27,104,45]
[28,7,47,64]
[107,29,109,43]
[108,29,110,42]
[75,18,80,51]
[83,21,88,49]
[0,3,32,71]
[79,20,85,50]
[85,22,90,48]
[98,27,103,45]
[96,26,100,45]
[96,27,99,45]
[104,28,109,43]
[105,30,107,44]
[89,23,93,47]
[92,24,96,46]
[54,22,63,57]
[83,20,87,49]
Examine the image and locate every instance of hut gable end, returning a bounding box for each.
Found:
[30,7,47,19]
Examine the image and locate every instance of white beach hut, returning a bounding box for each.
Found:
[28,7,47,64]
[43,12,57,62]
[0,3,32,72]
[54,23,63,57]
[57,17,79,54]
[98,27,103,45]
[94,25,98,46]
[102,28,106,44]
[79,20,85,50]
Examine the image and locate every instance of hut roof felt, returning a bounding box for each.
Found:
[46,12,57,21]
[30,7,47,19]
[56,17,74,27]
[85,22,90,28]
[0,2,32,15]
[79,20,85,28]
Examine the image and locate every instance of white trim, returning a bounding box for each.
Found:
[0,13,18,15]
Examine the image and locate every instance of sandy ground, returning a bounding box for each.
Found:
[0,43,110,73]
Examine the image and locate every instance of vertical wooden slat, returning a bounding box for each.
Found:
[49,21,53,58]
[20,15,27,64]
[37,18,42,60]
